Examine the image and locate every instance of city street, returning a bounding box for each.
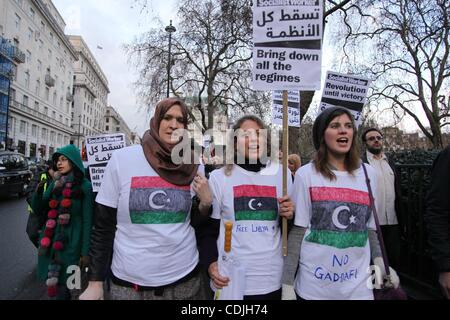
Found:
[0,194,46,300]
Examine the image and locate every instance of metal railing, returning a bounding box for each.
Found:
[0,36,25,64]
[45,74,55,87]
[12,47,25,64]
[0,61,16,79]
[74,76,97,98]
[396,164,443,299]
[0,38,15,59]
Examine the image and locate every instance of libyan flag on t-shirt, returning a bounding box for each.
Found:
[305,187,372,249]
[129,176,192,224]
[233,185,278,221]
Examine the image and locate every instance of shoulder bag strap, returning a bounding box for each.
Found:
[361,162,391,276]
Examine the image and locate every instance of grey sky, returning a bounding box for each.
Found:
[53,0,176,136]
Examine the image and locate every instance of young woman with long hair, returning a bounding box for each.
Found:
[283,107,400,300]
[207,114,294,300]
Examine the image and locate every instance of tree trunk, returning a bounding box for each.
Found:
[207,83,215,130]
[430,123,443,149]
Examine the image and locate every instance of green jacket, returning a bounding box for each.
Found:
[31,144,94,284]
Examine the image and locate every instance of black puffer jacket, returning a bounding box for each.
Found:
[425,145,450,272]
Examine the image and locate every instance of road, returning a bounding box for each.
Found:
[0,194,46,300]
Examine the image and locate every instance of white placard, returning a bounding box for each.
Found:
[319,71,371,127]
[272,90,301,127]
[252,0,323,91]
[85,133,125,192]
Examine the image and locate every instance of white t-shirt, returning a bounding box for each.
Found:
[96,145,199,286]
[209,163,292,296]
[292,163,377,300]
[366,151,398,225]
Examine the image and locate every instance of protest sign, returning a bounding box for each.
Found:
[85,133,125,192]
[252,0,323,91]
[272,90,300,127]
[320,71,371,127]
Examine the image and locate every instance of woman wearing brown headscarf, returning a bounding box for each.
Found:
[80,98,211,300]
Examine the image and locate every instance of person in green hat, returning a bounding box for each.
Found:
[31,144,94,300]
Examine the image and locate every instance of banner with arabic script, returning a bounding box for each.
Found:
[272,90,301,127]
[86,133,126,192]
[252,0,323,91]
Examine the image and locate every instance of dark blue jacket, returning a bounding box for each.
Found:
[425,145,450,272]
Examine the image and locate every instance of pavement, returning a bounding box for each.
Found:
[0,194,47,300]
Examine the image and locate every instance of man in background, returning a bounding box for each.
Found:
[362,128,403,269]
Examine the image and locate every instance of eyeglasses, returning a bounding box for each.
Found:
[367,136,383,142]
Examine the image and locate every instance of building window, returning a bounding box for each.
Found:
[29,7,35,20]
[10,88,16,101]
[26,50,32,64]
[48,49,52,61]
[53,92,57,105]
[20,120,26,134]
[24,71,30,89]
[37,59,42,72]
[32,124,37,137]
[23,95,28,107]
[52,111,56,119]
[35,80,40,95]
[105,125,109,131]
[15,14,21,30]
[45,87,49,101]
[39,39,43,50]
[34,101,39,110]
[106,118,109,123]
[116,127,120,132]
[44,107,48,115]
[28,28,33,41]
[42,128,47,139]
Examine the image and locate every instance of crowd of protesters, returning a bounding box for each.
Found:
[24,98,449,300]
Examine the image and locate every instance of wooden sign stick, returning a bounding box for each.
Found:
[282,90,289,257]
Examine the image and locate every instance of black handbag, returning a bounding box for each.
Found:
[26,209,46,248]
[361,163,408,300]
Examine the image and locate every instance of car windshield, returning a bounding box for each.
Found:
[0,154,28,170]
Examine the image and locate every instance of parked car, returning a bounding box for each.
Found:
[0,151,33,197]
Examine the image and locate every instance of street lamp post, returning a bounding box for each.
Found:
[165,20,176,98]
[77,114,81,148]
